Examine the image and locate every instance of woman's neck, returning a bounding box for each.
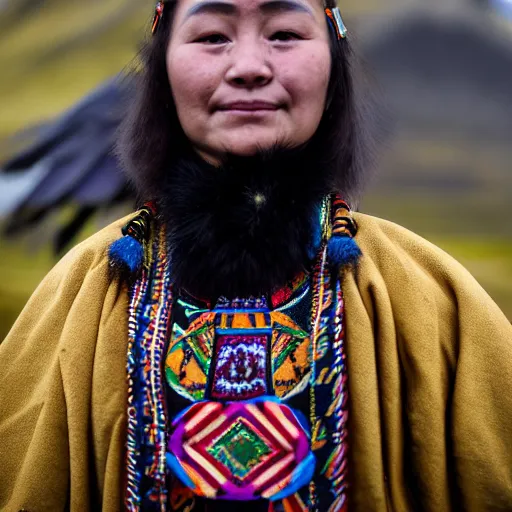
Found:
[153,144,335,301]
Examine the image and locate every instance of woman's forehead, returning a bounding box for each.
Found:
[175,0,325,21]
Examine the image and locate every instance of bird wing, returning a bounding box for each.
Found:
[0,75,135,252]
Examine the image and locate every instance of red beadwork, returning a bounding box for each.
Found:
[152,1,165,34]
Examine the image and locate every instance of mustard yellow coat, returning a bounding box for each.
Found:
[1,213,511,512]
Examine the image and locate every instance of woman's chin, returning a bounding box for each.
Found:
[202,132,295,160]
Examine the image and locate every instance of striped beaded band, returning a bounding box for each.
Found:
[331,198,357,238]
[124,224,172,510]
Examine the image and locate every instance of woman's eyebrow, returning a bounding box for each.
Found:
[259,0,314,16]
[183,0,313,22]
[184,1,237,20]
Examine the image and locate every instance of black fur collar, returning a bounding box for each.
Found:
[155,145,334,301]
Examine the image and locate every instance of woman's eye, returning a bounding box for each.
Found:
[196,33,229,44]
[270,31,301,42]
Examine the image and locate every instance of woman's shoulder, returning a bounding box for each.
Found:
[351,212,492,313]
[0,217,133,510]
[52,213,134,278]
[354,212,451,260]
[2,214,134,347]
[354,211,473,283]
[351,212,508,323]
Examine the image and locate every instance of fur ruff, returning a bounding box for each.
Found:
[155,145,334,301]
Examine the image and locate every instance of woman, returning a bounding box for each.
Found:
[1,0,511,510]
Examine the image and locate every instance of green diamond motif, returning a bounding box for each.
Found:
[207,419,272,480]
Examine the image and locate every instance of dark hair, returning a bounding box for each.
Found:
[117,3,373,206]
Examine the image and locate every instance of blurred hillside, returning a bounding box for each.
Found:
[1,0,511,339]
[0,0,153,143]
[358,0,512,320]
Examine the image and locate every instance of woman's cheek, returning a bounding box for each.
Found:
[277,51,329,108]
[169,49,220,109]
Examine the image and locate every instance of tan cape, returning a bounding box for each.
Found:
[1,213,511,512]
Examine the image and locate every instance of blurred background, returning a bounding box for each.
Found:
[0,0,511,339]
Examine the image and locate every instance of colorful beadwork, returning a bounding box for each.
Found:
[325,279,349,512]
[211,334,268,399]
[307,197,351,511]
[271,312,310,400]
[168,477,196,512]
[166,297,311,402]
[207,418,272,478]
[125,223,172,511]
[167,399,315,501]
[166,312,215,401]
[121,192,358,511]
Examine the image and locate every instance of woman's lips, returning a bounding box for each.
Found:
[217,101,280,111]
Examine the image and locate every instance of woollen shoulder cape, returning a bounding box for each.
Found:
[1,212,511,512]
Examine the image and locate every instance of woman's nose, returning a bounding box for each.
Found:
[225,41,273,88]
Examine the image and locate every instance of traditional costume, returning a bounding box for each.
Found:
[1,194,512,511]
[1,3,512,512]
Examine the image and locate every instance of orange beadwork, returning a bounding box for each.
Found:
[331,197,357,238]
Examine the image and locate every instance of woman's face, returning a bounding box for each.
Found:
[166,0,331,162]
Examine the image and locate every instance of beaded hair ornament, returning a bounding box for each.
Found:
[151,0,348,39]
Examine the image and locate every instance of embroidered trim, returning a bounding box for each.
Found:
[308,195,350,510]
[327,279,349,511]
[125,224,172,511]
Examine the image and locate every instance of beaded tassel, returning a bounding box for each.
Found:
[109,203,156,275]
